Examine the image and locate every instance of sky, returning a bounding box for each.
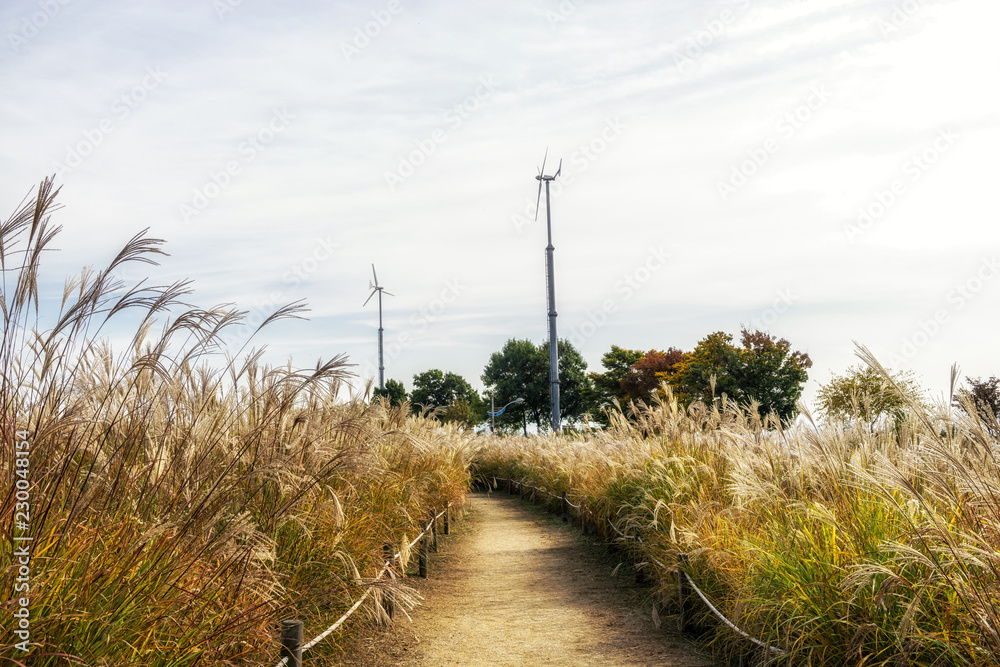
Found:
[1,0,998,411]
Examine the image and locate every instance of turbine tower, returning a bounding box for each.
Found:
[363,264,394,389]
[535,150,562,433]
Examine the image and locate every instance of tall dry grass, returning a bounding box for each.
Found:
[474,359,1000,666]
[0,179,472,665]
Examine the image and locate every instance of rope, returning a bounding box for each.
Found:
[274,502,451,666]
[500,476,789,657]
[301,563,392,651]
[682,571,785,655]
[410,507,448,549]
[406,520,433,551]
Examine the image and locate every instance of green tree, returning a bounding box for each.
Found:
[482,339,548,434]
[732,329,812,422]
[588,346,644,418]
[372,378,407,407]
[668,329,811,422]
[541,339,596,427]
[410,369,484,427]
[668,331,742,406]
[482,338,594,433]
[954,376,1000,437]
[442,397,486,428]
[816,365,925,430]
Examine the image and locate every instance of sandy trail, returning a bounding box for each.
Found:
[344,492,716,667]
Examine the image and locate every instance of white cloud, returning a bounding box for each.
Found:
[1,0,996,406]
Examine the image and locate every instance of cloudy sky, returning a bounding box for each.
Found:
[2,0,997,409]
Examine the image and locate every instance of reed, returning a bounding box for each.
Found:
[0,179,472,665]
[474,376,1000,665]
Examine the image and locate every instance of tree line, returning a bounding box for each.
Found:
[374,326,822,432]
[373,327,1000,433]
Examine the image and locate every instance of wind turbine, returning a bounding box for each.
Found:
[535,150,562,433]
[363,264,394,389]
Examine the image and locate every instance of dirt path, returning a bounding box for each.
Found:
[344,492,716,666]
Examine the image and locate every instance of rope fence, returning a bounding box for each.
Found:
[275,478,785,664]
[275,504,453,667]
[486,476,785,657]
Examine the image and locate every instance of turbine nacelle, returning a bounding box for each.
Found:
[534,150,563,222]
[363,263,394,306]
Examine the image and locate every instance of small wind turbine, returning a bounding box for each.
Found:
[535,150,562,433]
[363,264,394,390]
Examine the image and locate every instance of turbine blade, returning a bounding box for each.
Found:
[371,263,379,286]
[540,147,548,177]
[555,158,562,178]
[382,290,395,297]
[363,290,377,307]
[534,180,543,221]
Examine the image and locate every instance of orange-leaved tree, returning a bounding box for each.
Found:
[667,329,811,422]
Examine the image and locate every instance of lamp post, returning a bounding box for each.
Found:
[488,396,524,434]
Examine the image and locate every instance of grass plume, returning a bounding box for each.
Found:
[0,179,472,665]
[475,380,1000,665]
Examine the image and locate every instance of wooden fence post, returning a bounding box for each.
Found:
[444,506,450,535]
[419,523,429,578]
[383,544,395,623]
[677,554,691,633]
[561,491,568,522]
[431,511,438,552]
[280,619,303,667]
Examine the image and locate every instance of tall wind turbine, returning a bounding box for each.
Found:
[363,264,394,389]
[535,150,562,433]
